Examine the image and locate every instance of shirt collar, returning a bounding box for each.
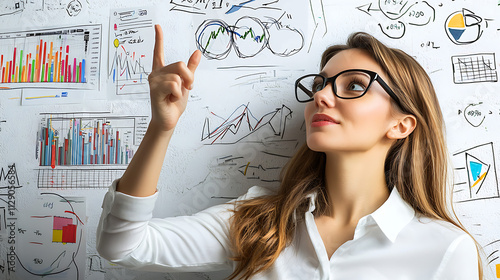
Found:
[305,187,415,243]
[370,187,415,243]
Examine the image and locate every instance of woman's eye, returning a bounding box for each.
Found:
[312,83,323,93]
[348,83,365,91]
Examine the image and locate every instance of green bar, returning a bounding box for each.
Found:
[41,64,45,82]
[19,50,23,82]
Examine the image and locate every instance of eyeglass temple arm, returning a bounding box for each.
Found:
[375,75,404,109]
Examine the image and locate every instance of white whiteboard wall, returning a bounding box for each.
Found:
[0,0,499,279]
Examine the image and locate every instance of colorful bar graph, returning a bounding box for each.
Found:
[38,117,135,167]
[0,24,101,89]
[0,37,87,84]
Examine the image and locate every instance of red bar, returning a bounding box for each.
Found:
[64,139,68,165]
[51,142,56,169]
[115,131,119,163]
[43,42,47,66]
[73,58,76,83]
[11,48,16,83]
[93,127,97,150]
[65,46,69,82]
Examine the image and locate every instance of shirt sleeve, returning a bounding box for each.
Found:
[96,179,270,273]
[433,234,479,280]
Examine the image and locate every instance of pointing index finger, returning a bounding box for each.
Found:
[152,24,165,70]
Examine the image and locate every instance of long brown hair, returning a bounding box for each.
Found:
[227,32,482,280]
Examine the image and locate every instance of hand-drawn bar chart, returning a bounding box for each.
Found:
[36,112,148,188]
[451,53,498,84]
[0,24,102,89]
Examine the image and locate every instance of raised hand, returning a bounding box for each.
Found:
[147,24,201,133]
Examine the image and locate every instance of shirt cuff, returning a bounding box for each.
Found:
[106,179,159,222]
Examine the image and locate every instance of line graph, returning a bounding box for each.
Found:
[109,8,153,95]
[452,53,498,84]
[201,104,292,145]
[195,16,304,60]
[109,44,149,95]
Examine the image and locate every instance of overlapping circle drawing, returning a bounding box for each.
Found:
[195,16,304,60]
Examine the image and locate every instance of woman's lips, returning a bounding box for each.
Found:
[311,113,339,127]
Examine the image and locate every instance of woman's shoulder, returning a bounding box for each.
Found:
[237,185,278,201]
[405,214,475,250]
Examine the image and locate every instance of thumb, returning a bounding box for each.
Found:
[187,50,202,73]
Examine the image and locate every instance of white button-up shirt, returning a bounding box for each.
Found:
[97,180,479,279]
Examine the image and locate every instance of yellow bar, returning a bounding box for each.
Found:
[25,95,57,100]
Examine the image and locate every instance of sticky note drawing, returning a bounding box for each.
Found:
[52,216,77,243]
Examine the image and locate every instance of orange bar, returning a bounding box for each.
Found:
[49,42,53,61]
[6,62,10,83]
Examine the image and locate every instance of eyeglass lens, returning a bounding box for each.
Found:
[296,71,373,102]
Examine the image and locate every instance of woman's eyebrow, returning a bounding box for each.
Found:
[319,71,328,77]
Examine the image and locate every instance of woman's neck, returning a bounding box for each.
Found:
[321,148,390,225]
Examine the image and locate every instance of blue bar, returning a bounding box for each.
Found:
[82,59,86,83]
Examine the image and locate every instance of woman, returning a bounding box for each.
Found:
[96,25,482,279]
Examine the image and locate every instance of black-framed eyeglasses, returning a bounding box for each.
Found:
[295,69,403,108]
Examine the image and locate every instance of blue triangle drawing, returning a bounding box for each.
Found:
[469,161,483,181]
[449,28,465,41]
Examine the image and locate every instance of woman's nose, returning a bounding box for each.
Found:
[313,83,335,108]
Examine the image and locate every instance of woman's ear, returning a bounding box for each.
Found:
[387,114,417,140]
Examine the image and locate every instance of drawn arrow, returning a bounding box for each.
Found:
[356,3,380,16]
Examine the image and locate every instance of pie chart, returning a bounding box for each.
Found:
[445,9,483,44]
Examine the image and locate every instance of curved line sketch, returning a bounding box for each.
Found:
[378,20,406,39]
[357,0,434,39]
[16,192,84,279]
[464,103,486,127]
[195,17,304,60]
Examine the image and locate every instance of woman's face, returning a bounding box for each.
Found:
[304,48,398,154]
